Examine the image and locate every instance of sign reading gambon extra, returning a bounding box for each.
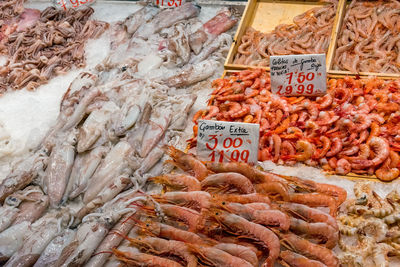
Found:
[197,120,259,164]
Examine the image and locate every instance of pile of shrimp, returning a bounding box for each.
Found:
[192,68,400,181]
[109,147,344,267]
[338,181,400,266]
[233,0,337,67]
[334,0,400,73]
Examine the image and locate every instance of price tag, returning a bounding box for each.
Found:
[154,0,184,7]
[270,54,326,96]
[196,120,259,164]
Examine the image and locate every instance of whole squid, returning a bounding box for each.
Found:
[43,129,77,207]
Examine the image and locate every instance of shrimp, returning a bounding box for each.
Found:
[212,193,271,205]
[207,210,280,267]
[150,191,211,211]
[113,249,183,267]
[325,138,342,157]
[205,162,287,184]
[167,146,208,180]
[316,94,333,109]
[148,174,201,191]
[366,122,379,144]
[214,243,258,267]
[372,243,394,267]
[128,236,197,267]
[336,158,351,175]
[376,153,400,182]
[291,140,314,162]
[159,204,201,232]
[136,221,204,244]
[280,250,327,267]
[188,243,253,267]
[289,218,338,249]
[255,182,290,201]
[313,136,331,159]
[201,173,255,194]
[278,202,338,230]
[352,137,390,169]
[217,94,245,102]
[338,236,374,259]
[217,202,290,231]
[313,183,347,206]
[280,233,338,267]
[203,106,219,120]
[289,193,338,217]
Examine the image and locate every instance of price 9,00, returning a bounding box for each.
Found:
[206,135,249,163]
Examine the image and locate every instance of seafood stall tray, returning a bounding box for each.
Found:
[218,69,384,183]
[328,0,400,79]
[224,0,346,71]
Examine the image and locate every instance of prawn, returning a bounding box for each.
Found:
[376,152,400,182]
[188,243,253,267]
[278,202,338,230]
[136,220,204,244]
[148,174,201,192]
[207,209,280,267]
[285,140,313,162]
[336,158,351,175]
[214,243,258,267]
[138,204,201,232]
[113,248,183,267]
[128,236,197,267]
[217,202,290,231]
[352,137,389,169]
[313,136,331,159]
[313,183,347,206]
[255,182,290,201]
[205,162,287,184]
[289,218,338,249]
[280,233,339,267]
[325,138,342,157]
[201,173,255,194]
[150,191,211,212]
[212,193,271,205]
[289,193,338,217]
[280,250,327,267]
[167,146,208,180]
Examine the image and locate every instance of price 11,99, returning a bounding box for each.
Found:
[206,135,249,163]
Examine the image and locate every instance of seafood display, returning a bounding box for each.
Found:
[0,4,108,93]
[338,181,400,266]
[0,2,239,266]
[108,147,343,267]
[233,0,337,67]
[193,68,400,181]
[334,0,400,73]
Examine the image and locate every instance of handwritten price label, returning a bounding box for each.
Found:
[56,0,94,10]
[197,120,259,164]
[155,0,183,7]
[270,54,326,96]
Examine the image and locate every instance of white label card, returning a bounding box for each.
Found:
[196,120,259,164]
[270,54,326,96]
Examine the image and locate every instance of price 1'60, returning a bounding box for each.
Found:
[205,135,249,163]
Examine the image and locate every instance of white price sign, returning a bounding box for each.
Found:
[197,120,259,164]
[270,54,326,96]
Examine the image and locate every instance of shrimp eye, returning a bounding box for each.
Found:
[215,212,219,215]
[146,223,150,227]
[222,201,226,205]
